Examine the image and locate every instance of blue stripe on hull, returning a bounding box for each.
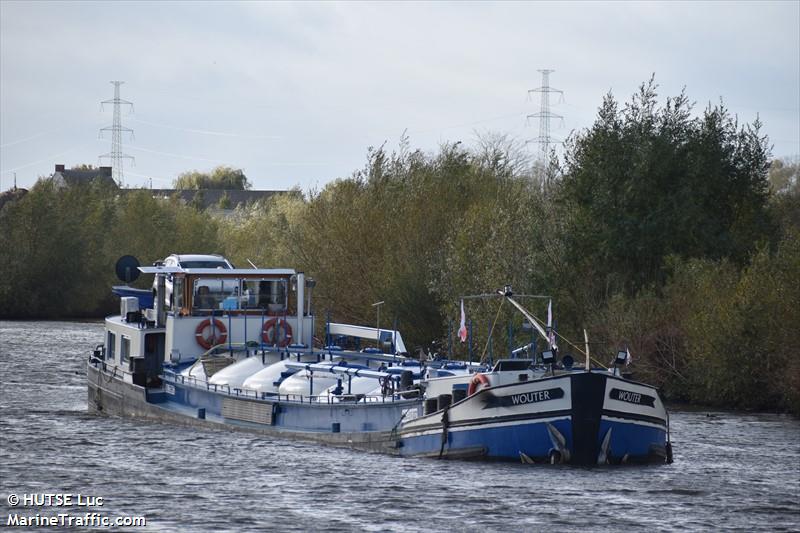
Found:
[400,418,572,460]
[400,417,667,463]
[599,418,666,459]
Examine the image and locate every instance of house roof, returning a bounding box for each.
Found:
[148,188,299,209]
[48,164,299,210]
[52,164,117,188]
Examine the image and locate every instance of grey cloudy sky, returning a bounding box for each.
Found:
[1,1,798,191]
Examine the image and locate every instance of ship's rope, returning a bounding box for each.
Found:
[521,308,610,369]
[479,298,505,364]
[554,329,609,369]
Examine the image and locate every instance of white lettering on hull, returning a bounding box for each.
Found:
[617,390,641,404]
[510,390,551,405]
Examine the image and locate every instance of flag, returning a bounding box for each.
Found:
[458,299,468,343]
[626,346,633,366]
[547,299,557,349]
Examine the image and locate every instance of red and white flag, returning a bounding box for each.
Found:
[458,299,468,342]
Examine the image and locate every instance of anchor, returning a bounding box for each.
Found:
[597,427,613,464]
[546,422,570,464]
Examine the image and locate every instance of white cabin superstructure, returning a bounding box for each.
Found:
[103,267,317,378]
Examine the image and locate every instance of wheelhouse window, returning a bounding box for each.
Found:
[193,278,240,311]
[191,277,288,313]
[107,331,116,361]
[181,260,230,269]
[241,279,287,313]
[121,336,130,366]
[174,277,184,310]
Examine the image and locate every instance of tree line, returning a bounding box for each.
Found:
[1,78,797,413]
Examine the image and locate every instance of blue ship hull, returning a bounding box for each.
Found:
[399,417,666,463]
[88,358,669,465]
[398,372,669,464]
[88,359,416,454]
[158,368,416,434]
[399,416,574,460]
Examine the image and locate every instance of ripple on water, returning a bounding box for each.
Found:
[1,320,799,532]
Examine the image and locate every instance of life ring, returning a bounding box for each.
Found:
[195,318,227,350]
[467,373,491,396]
[261,318,293,347]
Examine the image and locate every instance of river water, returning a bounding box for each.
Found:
[1,320,798,532]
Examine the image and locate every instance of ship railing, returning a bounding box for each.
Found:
[160,368,416,405]
[88,354,136,380]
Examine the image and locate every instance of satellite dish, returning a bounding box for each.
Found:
[115,255,141,283]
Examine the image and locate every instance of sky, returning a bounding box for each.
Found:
[1,1,798,192]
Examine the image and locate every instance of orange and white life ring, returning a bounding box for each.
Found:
[467,373,491,396]
[195,318,227,350]
[261,318,293,347]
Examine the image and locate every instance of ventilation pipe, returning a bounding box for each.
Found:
[296,272,305,345]
[156,273,166,328]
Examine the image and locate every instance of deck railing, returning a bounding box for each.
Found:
[88,354,135,380]
[90,355,409,404]
[158,368,417,405]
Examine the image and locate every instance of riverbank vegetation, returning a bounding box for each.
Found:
[1,79,797,413]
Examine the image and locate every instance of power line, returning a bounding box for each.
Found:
[127,117,281,140]
[126,144,235,165]
[99,81,135,186]
[407,111,527,135]
[124,169,173,186]
[0,127,65,149]
[0,141,96,174]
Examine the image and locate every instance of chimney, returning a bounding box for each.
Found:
[55,164,65,172]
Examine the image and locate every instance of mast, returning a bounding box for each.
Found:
[501,291,549,343]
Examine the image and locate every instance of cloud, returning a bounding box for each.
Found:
[1,1,798,191]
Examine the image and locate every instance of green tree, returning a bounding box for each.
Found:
[218,191,232,209]
[559,77,773,302]
[0,178,112,317]
[595,229,800,414]
[216,141,550,349]
[174,166,251,190]
[189,190,206,210]
[0,178,222,319]
[768,157,799,195]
